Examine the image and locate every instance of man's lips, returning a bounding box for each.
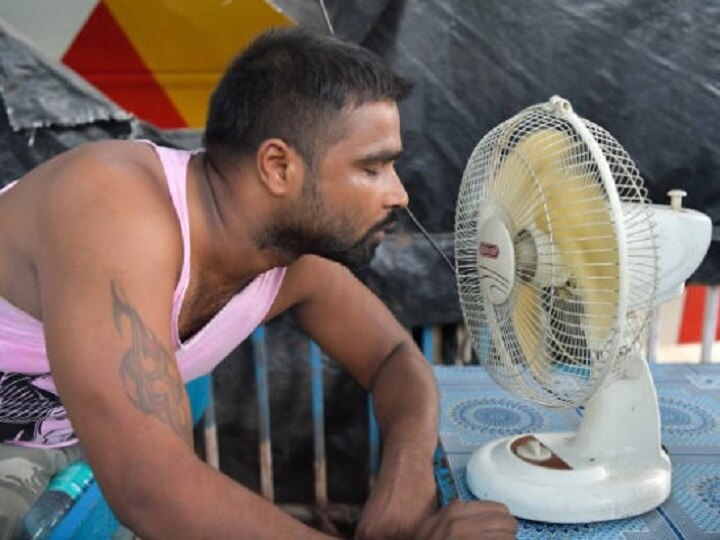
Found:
[382,219,398,234]
[375,213,398,233]
[371,220,396,241]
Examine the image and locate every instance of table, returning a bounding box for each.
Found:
[433,364,720,539]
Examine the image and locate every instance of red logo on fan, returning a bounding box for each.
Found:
[479,242,499,259]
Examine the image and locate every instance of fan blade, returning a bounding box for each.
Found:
[491,153,539,231]
[511,282,545,380]
[493,129,575,232]
[497,127,619,351]
[534,162,619,351]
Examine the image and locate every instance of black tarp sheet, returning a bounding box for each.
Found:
[273,0,720,284]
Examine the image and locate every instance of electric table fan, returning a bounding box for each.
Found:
[455,96,711,522]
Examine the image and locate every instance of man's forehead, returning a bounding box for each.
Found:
[327,100,402,154]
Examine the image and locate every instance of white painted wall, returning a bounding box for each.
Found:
[0,0,98,58]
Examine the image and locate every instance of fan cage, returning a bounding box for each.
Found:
[455,101,658,408]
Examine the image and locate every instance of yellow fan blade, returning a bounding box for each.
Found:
[544,186,618,349]
[495,126,619,351]
[511,282,545,380]
[492,152,538,230]
[530,142,619,350]
[493,129,574,231]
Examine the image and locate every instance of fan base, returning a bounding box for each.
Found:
[466,432,671,523]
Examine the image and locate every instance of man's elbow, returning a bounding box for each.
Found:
[97,452,197,535]
[398,340,438,394]
[371,340,439,409]
[371,340,432,390]
[99,467,163,532]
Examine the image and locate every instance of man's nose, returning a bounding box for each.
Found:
[385,168,409,209]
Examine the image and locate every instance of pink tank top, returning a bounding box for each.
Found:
[0,143,285,447]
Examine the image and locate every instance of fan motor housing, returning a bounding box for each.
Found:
[477,216,515,305]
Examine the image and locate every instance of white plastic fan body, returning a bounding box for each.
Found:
[457,97,711,523]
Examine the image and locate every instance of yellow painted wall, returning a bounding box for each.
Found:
[105,0,294,127]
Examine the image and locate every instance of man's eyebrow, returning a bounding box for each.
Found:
[356,149,404,164]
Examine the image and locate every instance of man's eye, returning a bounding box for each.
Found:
[365,168,379,176]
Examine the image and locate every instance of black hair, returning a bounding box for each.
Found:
[203,28,412,169]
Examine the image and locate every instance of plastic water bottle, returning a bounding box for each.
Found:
[13,460,94,540]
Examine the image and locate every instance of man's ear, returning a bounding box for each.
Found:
[256,138,304,197]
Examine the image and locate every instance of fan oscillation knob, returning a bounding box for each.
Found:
[515,438,553,462]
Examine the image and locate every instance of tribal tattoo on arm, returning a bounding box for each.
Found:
[110,281,192,446]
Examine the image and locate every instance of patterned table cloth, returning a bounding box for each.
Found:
[433,364,720,539]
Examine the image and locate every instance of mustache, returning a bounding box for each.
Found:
[366,210,398,237]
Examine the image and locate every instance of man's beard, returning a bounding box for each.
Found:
[258,192,395,272]
[307,212,395,272]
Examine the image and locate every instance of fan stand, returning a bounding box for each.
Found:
[465,350,671,523]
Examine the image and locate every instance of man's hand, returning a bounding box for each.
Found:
[354,445,437,539]
[414,500,518,540]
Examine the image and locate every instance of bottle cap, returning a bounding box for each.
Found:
[47,461,94,499]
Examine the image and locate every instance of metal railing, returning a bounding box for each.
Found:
[198,290,719,531]
[191,325,444,531]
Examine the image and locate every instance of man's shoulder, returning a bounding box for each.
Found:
[38,140,174,219]
[33,140,183,260]
[53,139,166,191]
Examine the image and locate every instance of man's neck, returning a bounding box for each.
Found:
[186,153,295,288]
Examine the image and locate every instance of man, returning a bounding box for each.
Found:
[0,29,516,538]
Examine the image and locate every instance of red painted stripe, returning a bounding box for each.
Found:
[678,285,720,343]
[62,1,186,128]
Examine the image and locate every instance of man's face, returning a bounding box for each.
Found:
[269,100,409,270]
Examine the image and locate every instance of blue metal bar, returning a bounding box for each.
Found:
[367,395,380,488]
[309,341,328,508]
[186,375,219,468]
[252,326,274,501]
[203,380,219,469]
[421,326,435,363]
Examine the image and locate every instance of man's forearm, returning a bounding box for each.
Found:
[110,452,332,539]
[356,341,440,539]
[370,340,439,455]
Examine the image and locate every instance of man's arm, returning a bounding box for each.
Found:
[35,155,331,539]
[270,255,517,539]
[268,256,441,537]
